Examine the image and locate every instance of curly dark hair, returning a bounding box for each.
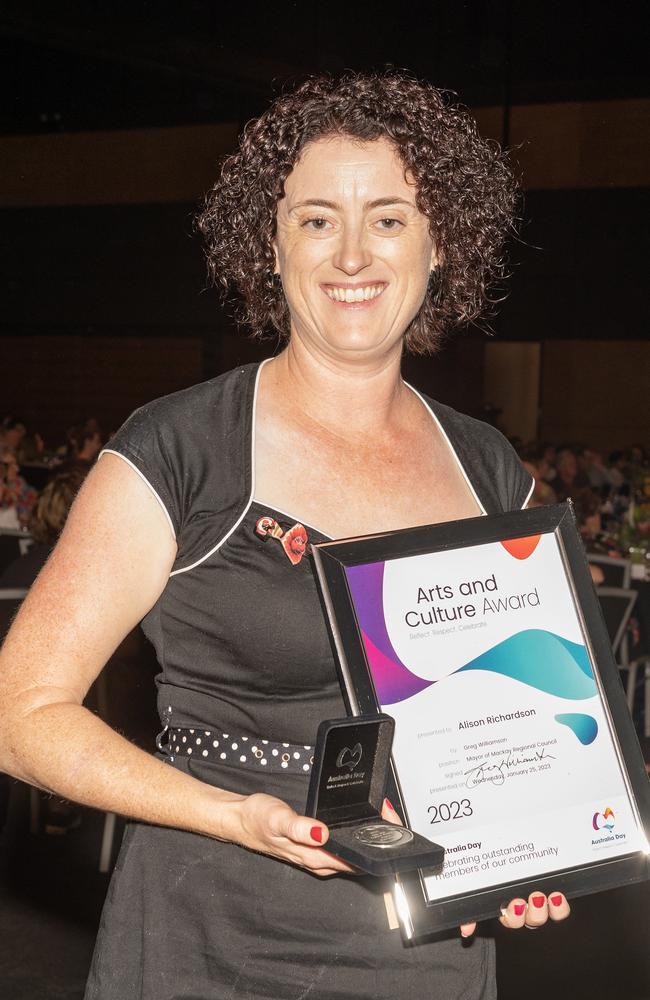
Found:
[197,71,518,354]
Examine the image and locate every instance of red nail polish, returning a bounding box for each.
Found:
[310,826,323,843]
[384,797,396,812]
[532,895,545,908]
[514,903,526,916]
[550,894,563,907]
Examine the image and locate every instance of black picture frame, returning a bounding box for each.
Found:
[311,502,650,939]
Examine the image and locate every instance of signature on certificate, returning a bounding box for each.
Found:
[464,748,556,788]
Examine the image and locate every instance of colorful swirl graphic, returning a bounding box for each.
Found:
[345,563,596,715]
[555,713,599,745]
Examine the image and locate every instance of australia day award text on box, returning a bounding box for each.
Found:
[344,530,646,904]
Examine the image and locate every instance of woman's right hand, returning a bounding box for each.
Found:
[223,792,355,876]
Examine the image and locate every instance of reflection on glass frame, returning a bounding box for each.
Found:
[311,503,650,938]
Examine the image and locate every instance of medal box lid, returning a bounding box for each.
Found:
[306,714,394,827]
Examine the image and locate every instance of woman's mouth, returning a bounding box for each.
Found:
[321,283,387,304]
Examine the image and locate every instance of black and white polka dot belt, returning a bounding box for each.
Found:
[159,727,314,775]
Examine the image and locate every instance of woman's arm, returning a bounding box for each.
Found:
[0,454,350,876]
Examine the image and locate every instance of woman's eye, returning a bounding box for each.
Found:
[303,217,331,231]
[376,218,402,230]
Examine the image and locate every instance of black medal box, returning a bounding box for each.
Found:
[306,715,445,876]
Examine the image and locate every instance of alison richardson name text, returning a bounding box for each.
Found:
[458,708,536,730]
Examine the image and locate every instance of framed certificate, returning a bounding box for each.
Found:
[311,503,650,938]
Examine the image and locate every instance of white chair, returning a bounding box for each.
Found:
[0,529,33,574]
[588,554,631,589]
[596,586,639,714]
[0,588,40,831]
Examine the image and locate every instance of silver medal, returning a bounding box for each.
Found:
[352,823,414,848]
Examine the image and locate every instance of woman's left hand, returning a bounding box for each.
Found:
[380,800,571,936]
[459,889,571,937]
[497,891,571,930]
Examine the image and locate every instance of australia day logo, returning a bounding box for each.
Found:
[336,744,363,772]
[592,807,615,832]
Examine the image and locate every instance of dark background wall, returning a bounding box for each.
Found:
[1,1,649,448]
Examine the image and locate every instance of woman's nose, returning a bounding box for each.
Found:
[332,226,372,275]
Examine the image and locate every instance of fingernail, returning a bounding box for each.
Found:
[384,797,396,812]
[514,903,526,916]
[550,894,563,907]
[310,826,323,843]
[532,895,545,908]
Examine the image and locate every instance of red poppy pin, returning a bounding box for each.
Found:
[255,516,308,566]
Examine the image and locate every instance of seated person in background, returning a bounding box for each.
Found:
[520,446,557,506]
[579,447,610,491]
[629,444,647,467]
[572,488,607,585]
[0,417,27,455]
[0,467,87,589]
[62,423,103,471]
[540,442,557,482]
[573,488,604,544]
[548,447,590,501]
[607,450,628,491]
[0,450,38,529]
[16,431,46,466]
[0,468,20,529]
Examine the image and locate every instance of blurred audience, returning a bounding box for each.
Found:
[540,443,557,482]
[607,450,628,490]
[0,417,27,454]
[520,446,558,507]
[0,449,38,528]
[62,422,103,471]
[0,466,88,588]
[547,447,590,501]
[579,447,610,491]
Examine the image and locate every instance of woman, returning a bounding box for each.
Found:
[0,448,38,528]
[0,73,569,1000]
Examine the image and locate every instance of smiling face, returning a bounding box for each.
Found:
[273,135,437,363]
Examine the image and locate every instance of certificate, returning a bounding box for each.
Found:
[311,503,650,937]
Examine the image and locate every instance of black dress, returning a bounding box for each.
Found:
[85,362,533,1000]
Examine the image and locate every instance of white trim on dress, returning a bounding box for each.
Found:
[521,477,535,510]
[164,367,531,576]
[169,359,271,577]
[402,381,487,516]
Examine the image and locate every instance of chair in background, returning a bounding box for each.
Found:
[0,587,28,639]
[588,554,631,589]
[0,588,39,832]
[0,586,117,862]
[0,530,33,575]
[596,586,640,715]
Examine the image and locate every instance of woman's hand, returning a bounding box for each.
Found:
[459,891,570,938]
[460,892,571,937]
[499,892,571,929]
[379,799,571,935]
[225,792,356,877]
